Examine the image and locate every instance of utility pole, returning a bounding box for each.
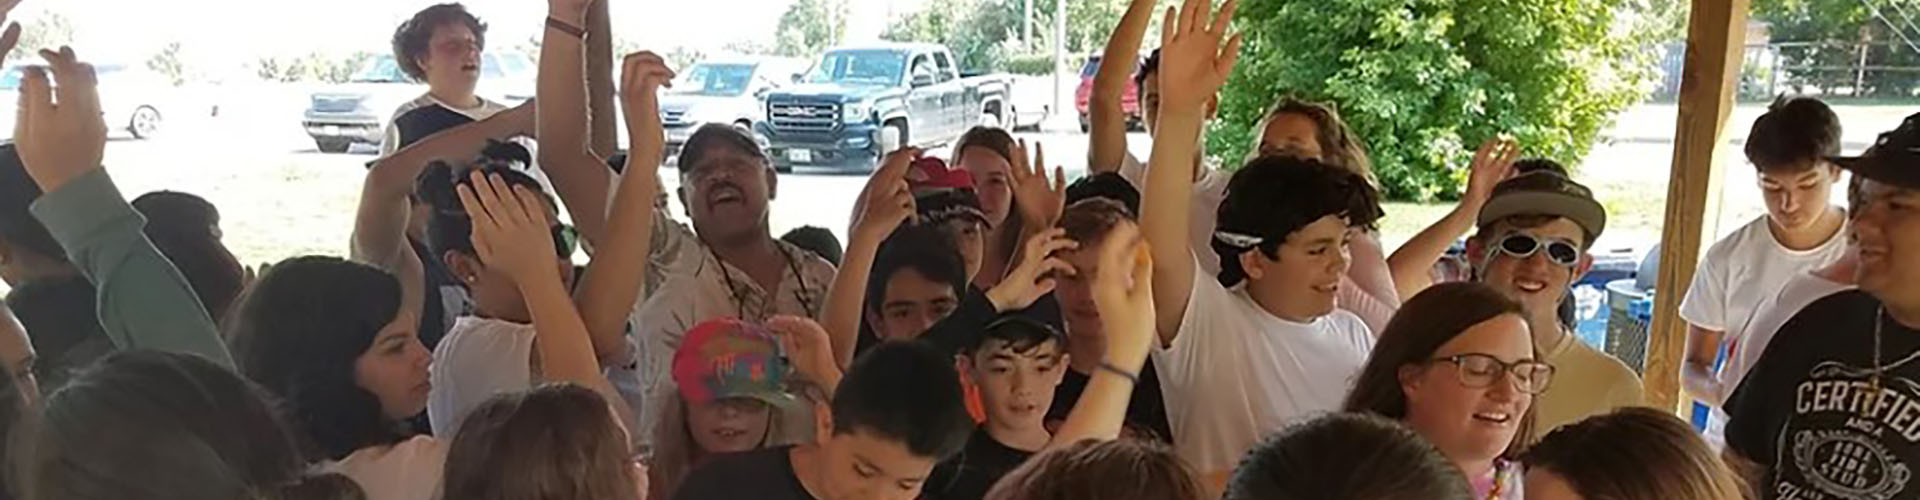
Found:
[1023,0,1034,48]
[1051,0,1067,127]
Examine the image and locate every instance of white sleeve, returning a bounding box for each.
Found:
[1116,151,1147,187]
[1678,242,1731,332]
[427,327,535,438]
[1154,256,1231,376]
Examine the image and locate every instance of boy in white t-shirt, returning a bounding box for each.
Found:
[1681,97,1850,412]
[1138,1,1381,480]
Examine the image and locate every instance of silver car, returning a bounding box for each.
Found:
[661,56,809,155]
[302,52,534,154]
[0,63,178,140]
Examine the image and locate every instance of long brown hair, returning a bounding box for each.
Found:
[1250,97,1376,185]
[954,126,1025,278]
[1342,282,1536,458]
[1524,407,1746,500]
[442,384,639,500]
[984,439,1207,500]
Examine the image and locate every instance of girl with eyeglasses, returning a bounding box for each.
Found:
[1344,282,1554,500]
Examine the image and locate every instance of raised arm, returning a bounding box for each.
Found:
[823,148,917,367]
[15,47,232,368]
[1140,0,1240,343]
[537,0,614,246]
[1088,0,1159,173]
[1049,222,1152,447]
[568,51,673,363]
[1387,138,1516,298]
[458,171,634,430]
[585,0,617,159]
[1008,139,1068,267]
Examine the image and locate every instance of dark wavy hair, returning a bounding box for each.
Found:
[1225,413,1472,500]
[1213,155,1383,287]
[390,3,487,82]
[1342,282,1535,457]
[443,384,638,500]
[16,350,364,500]
[413,140,548,264]
[225,256,411,460]
[834,342,971,461]
[132,191,246,324]
[1745,96,1841,173]
[865,224,968,314]
[986,439,1206,500]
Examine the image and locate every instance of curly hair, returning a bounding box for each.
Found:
[1248,96,1376,184]
[225,256,412,460]
[1213,155,1383,287]
[390,3,488,82]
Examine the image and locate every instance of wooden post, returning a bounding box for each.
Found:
[1645,0,1751,413]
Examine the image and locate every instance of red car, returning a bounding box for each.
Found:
[1074,55,1145,132]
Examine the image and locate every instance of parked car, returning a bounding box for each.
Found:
[661,56,810,157]
[0,63,180,139]
[302,52,534,154]
[1074,54,1144,132]
[756,42,1016,173]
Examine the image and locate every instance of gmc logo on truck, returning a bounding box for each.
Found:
[776,106,824,117]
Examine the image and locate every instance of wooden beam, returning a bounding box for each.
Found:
[1645,0,1751,412]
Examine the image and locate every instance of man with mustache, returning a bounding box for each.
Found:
[634,124,838,447]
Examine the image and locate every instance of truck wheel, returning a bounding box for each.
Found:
[129,106,163,139]
[316,138,352,154]
[879,122,906,155]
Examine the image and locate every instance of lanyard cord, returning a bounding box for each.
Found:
[703,239,817,319]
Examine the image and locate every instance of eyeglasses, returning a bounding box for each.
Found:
[1497,233,1582,267]
[1430,353,1555,395]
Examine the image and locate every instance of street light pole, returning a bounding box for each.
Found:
[1024,0,1034,48]
[1052,0,1067,127]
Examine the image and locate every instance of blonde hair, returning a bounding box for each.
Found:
[1248,97,1376,186]
[646,379,825,500]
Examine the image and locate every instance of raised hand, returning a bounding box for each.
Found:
[765,315,842,390]
[457,171,563,288]
[0,0,21,60]
[1156,0,1241,113]
[986,228,1078,312]
[1091,221,1153,365]
[1009,139,1067,228]
[15,47,108,193]
[619,51,676,164]
[850,147,920,240]
[1464,137,1520,207]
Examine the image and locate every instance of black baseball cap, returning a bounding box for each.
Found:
[677,123,769,174]
[1831,112,1920,190]
[1478,170,1607,244]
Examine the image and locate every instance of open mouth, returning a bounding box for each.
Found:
[712,426,749,440]
[1007,402,1041,416]
[1514,278,1548,293]
[461,63,479,73]
[1310,281,1340,294]
[709,186,745,206]
[1472,411,1514,425]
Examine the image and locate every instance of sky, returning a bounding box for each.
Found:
[37,0,935,74]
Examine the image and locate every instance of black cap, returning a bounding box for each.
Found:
[1064,172,1141,216]
[1478,170,1607,243]
[1831,112,1920,190]
[678,124,768,174]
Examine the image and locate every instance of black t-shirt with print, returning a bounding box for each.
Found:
[1046,360,1172,444]
[923,428,1036,500]
[673,446,815,500]
[1725,290,1920,500]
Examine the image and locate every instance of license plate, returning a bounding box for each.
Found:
[324,125,342,136]
[787,149,813,163]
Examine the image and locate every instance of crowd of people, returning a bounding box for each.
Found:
[0,0,1915,498]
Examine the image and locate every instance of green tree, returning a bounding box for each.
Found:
[147,42,188,86]
[1753,0,1920,97]
[1210,0,1661,201]
[775,0,847,57]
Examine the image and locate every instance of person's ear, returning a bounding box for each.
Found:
[1205,95,1220,120]
[1465,237,1487,270]
[446,251,483,284]
[954,354,972,378]
[1398,364,1425,399]
[812,397,834,444]
[1239,249,1269,281]
[1572,253,1594,283]
[676,185,691,215]
[766,166,780,200]
[1050,352,1071,386]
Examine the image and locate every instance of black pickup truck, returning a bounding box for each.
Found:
[756,42,1015,172]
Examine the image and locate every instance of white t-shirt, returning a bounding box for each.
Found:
[429,316,538,438]
[1679,214,1848,333]
[324,436,446,500]
[1152,257,1376,475]
[1703,271,1853,447]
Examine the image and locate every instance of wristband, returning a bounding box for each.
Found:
[1096,362,1140,385]
[546,17,587,38]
